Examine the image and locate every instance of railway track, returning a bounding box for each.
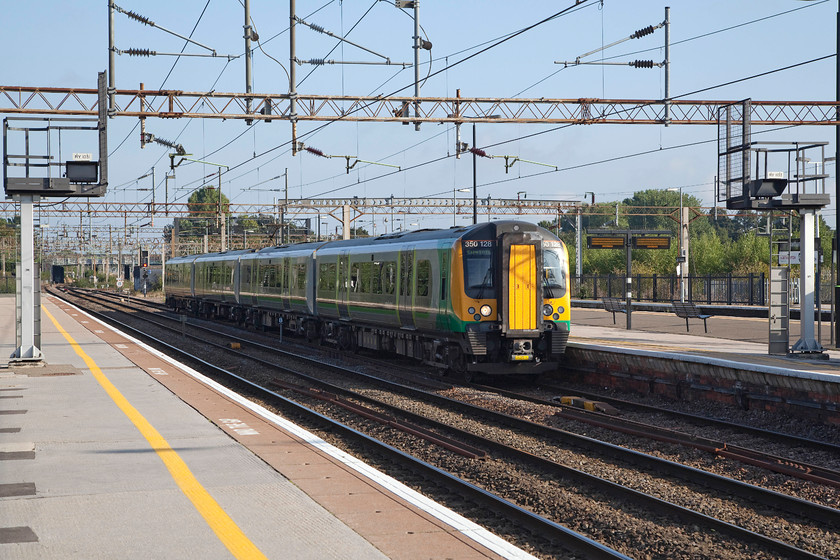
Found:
[52,288,840,559]
[467,381,840,489]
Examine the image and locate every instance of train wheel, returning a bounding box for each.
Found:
[305,322,318,343]
[337,328,354,352]
[448,345,472,383]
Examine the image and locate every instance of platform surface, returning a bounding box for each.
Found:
[0,295,526,560]
[570,305,840,379]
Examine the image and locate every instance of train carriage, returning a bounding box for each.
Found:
[165,254,197,301]
[165,220,570,378]
[241,242,323,333]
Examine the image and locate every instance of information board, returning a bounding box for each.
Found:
[631,236,671,250]
[587,236,625,249]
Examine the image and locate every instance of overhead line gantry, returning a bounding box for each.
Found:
[1,85,838,126]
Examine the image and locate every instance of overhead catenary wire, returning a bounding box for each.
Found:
[166,1,593,202]
[304,53,835,201]
[109,0,213,157]
[121,1,833,217]
[514,0,828,98]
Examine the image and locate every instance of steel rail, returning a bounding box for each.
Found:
[555,408,840,488]
[51,287,629,560]
[58,289,831,559]
[536,381,840,454]
[63,288,840,529]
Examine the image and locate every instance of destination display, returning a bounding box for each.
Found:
[631,236,671,250]
[587,236,625,249]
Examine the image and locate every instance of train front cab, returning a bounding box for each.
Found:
[454,221,570,375]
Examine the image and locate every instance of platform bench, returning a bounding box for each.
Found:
[602,297,627,324]
[671,301,712,333]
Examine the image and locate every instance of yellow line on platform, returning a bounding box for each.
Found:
[44,306,268,560]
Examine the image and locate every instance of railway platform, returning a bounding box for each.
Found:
[565,304,840,423]
[0,294,530,560]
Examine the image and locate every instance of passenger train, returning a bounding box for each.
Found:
[165,220,570,379]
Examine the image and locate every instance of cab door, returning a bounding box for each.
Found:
[501,234,541,335]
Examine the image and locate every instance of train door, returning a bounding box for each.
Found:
[398,248,415,328]
[337,251,350,319]
[437,245,450,324]
[501,234,541,335]
[280,258,291,310]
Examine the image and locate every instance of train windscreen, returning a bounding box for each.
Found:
[543,245,567,298]
[463,240,496,299]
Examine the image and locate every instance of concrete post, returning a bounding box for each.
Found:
[792,209,823,353]
[11,194,42,362]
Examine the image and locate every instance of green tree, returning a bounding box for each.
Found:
[691,231,729,275]
[187,186,229,219]
[725,231,769,274]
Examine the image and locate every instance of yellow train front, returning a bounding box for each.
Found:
[447,220,570,378]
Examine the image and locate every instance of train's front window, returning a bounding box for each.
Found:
[463,241,495,299]
[543,246,567,298]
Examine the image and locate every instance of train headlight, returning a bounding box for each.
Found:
[542,304,553,316]
[556,305,565,315]
[479,305,492,317]
[468,307,476,315]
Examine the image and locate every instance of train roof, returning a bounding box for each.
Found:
[165,220,560,264]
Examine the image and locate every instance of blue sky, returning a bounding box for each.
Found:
[2,0,837,233]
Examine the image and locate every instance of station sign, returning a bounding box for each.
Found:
[631,236,671,250]
[587,236,625,249]
[777,251,822,265]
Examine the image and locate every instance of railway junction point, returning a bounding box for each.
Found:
[2,293,839,558]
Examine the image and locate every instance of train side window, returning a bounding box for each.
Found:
[383,262,396,294]
[318,263,329,291]
[350,263,361,292]
[319,262,337,291]
[358,262,373,293]
[296,263,307,289]
[371,262,382,294]
[416,260,430,297]
[400,257,412,296]
[266,265,275,289]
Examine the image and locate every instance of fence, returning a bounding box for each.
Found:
[0,275,13,294]
[573,273,834,306]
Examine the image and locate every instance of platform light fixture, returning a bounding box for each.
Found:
[667,186,686,302]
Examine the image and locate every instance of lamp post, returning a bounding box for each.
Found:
[463,116,501,225]
[668,186,687,302]
[472,124,478,224]
[801,0,840,348]
[453,187,470,226]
